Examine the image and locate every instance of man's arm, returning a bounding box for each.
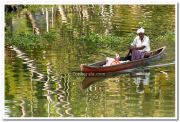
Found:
[129,45,145,50]
[135,46,145,50]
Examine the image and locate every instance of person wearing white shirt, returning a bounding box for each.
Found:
[126,27,151,61]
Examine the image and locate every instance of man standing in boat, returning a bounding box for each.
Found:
[126,27,151,61]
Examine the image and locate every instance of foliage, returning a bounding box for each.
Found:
[76,33,136,52]
[77,31,175,52]
[42,29,60,42]
[153,31,175,42]
[5,33,43,49]
[5,30,60,49]
[151,31,175,50]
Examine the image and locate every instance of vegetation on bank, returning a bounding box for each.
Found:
[5,30,59,49]
[5,30,175,51]
[76,31,175,51]
[77,33,135,52]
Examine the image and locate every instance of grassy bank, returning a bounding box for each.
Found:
[76,31,175,51]
[5,31,175,51]
[5,30,59,49]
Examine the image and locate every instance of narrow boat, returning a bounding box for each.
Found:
[80,46,166,73]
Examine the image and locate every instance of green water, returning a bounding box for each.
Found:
[5,5,175,117]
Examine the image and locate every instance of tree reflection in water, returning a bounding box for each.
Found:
[81,68,151,94]
[130,69,150,94]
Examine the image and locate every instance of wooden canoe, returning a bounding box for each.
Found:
[80,46,166,73]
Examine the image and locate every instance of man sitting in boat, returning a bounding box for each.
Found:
[126,27,151,61]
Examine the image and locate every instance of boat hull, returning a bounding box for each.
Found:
[80,46,166,73]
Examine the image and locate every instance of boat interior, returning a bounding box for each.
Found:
[90,47,164,67]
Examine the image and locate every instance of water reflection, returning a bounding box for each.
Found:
[20,100,28,117]
[28,11,40,35]
[82,65,175,117]
[6,46,73,117]
[45,8,49,32]
[131,69,150,94]
[5,45,175,117]
[9,46,45,82]
[58,5,67,23]
[82,65,174,95]
[51,7,54,28]
[55,74,73,117]
[100,5,113,35]
[42,62,54,117]
[40,63,73,117]
[82,68,151,94]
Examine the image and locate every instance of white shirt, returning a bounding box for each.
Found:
[131,35,150,52]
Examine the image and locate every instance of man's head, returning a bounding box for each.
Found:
[137,27,145,40]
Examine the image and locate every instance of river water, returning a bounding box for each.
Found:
[5,5,175,117]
